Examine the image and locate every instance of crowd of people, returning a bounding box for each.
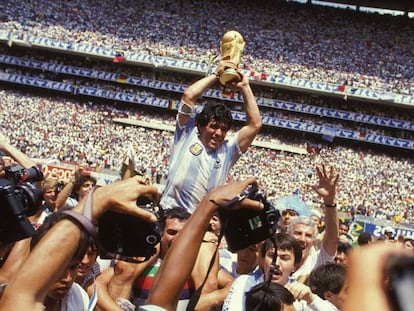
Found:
[0,1,414,310]
[0,88,413,223]
[0,96,413,311]
[2,49,412,142]
[0,0,413,95]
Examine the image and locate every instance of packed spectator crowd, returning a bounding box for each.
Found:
[1,46,412,142]
[1,3,414,310]
[1,89,413,223]
[1,87,413,311]
[1,0,413,96]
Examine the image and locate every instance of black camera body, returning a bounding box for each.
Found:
[98,196,163,262]
[4,164,44,185]
[0,165,44,245]
[218,185,280,252]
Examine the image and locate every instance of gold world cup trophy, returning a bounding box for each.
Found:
[218,30,245,86]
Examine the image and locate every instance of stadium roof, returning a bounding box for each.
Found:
[314,0,414,14]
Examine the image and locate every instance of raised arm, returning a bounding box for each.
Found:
[234,74,262,152]
[147,178,263,311]
[178,61,230,127]
[308,164,339,256]
[0,133,37,170]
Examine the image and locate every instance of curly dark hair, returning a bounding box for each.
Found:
[195,102,233,129]
[72,175,97,199]
[162,207,191,224]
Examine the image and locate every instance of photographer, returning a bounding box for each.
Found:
[0,132,44,286]
[0,175,160,310]
[0,176,261,310]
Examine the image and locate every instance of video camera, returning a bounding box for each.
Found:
[218,185,281,252]
[98,195,163,262]
[4,164,43,186]
[0,164,44,245]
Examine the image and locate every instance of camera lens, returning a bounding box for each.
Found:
[15,182,43,216]
[146,234,159,245]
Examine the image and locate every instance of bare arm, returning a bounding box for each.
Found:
[108,248,159,300]
[195,268,234,311]
[55,181,75,210]
[147,178,263,311]
[0,239,31,284]
[178,61,233,127]
[55,165,85,210]
[179,74,218,127]
[0,219,81,310]
[233,74,262,152]
[309,164,339,256]
[0,133,37,169]
[94,268,124,311]
[344,243,413,311]
[0,176,160,310]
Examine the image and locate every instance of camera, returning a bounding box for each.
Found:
[387,256,414,311]
[98,195,163,262]
[4,164,44,186]
[218,185,281,252]
[0,165,44,245]
[55,181,65,195]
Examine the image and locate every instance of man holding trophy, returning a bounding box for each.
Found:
[157,30,262,309]
[160,30,262,214]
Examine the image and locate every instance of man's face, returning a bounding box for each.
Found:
[48,259,79,300]
[282,210,298,231]
[43,187,57,207]
[263,247,296,286]
[209,214,221,236]
[334,251,349,265]
[236,244,260,275]
[77,245,98,280]
[310,215,320,227]
[160,217,187,257]
[290,223,315,261]
[339,223,349,236]
[198,120,229,150]
[77,180,95,200]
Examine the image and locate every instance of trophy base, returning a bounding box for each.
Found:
[219,69,242,86]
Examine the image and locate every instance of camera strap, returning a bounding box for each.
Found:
[61,187,99,249]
